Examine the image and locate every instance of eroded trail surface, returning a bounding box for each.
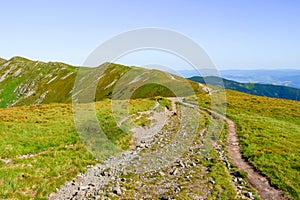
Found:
[50,99,211,199]
[226,118,287,200]
[197,104,287,200]
[180,101,287,200]
[50,99,287,200]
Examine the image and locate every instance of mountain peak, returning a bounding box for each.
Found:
[9,56,32,62]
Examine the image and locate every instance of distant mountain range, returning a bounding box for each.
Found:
[1,56,299,108]
[220,69,300,89]
[189,76,300,101]
[178,69,300,89]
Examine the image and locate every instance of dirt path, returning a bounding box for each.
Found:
[49,98,190,199]
[181,101,287,200]
[50,99,287,200]
[225,117,287,200]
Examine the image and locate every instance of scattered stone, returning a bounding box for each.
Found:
[170,168,178,175]
[1,159,11,164]
[205,157,211,161]
[88,183,95,187]
[158,171,165,176]
[246,191,253,198]
[112,185,122,195]
[178,161,185,168]
[136,146,141,150]
[95,195,101,199]
[174,187,181,193]
[100,171,110,177]
[120,177,126,182]
[79,185,89,190]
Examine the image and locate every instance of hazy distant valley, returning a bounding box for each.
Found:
[178,69,300,89]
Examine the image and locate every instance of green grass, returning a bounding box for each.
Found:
[157,97,172,110]
[192,90,300,199]
[0,99,156,199]
[1,56,299,198]
[0,77,23,107]
[128,98,157,113]
[0,103,95,199]
[0,57,200,108]
[131,83,176,99]
[226,91,300,199]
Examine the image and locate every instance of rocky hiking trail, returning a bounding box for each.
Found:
[50,98,286,200]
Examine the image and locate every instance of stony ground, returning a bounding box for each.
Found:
[49,98,274,200]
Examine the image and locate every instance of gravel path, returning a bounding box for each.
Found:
[49,98,188,199]
[50,98,286,200]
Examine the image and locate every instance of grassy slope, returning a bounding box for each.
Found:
[0,96,241,199]
[0,57,78,107]
[1,56,299,198]
[0,57,200,108]
[0,58,6,65]
[0,103,94,199]
[0,98,157,199]
[226,91,300,199]
[193,90,300,199]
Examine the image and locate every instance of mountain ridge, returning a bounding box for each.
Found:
[0,56,200,108]
[189,76,300,101]
[177,69,300,89]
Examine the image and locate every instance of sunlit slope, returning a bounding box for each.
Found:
[0,57,200,108]
[193,89,300,199]
[0,98,159,199]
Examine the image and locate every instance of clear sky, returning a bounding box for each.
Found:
[1,0,300,70]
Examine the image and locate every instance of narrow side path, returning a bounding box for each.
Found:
[226,117,287,200]
[182,101,287,200]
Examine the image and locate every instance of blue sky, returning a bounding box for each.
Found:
[1,0,300,70]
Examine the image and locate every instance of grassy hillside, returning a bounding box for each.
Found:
[189,76,300,101]
[0,97,252,199]
[0,102,94,199]
[191,90,300,199]
[0,56,77,107]
[1,56,299,199]
[226,91,300,199]
[0,98,160,199]
[0,57,200,108]
[0,58,6,65]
